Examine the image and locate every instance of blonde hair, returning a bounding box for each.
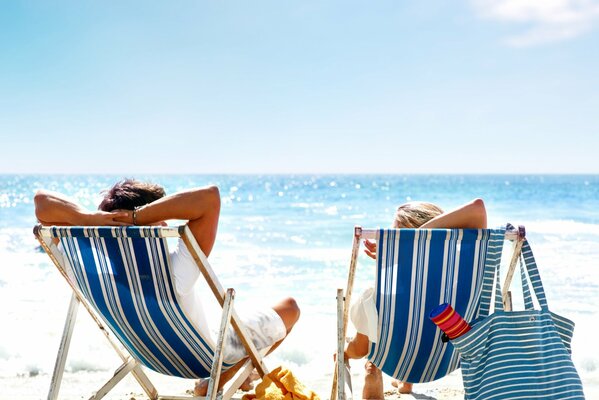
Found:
[394,201,444,228]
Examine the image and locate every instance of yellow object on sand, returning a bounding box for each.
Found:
[242,366,320,400]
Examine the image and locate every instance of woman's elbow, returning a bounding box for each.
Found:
[470,198,487,228]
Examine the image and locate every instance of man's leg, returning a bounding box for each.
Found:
[195,297,300,396]
[272,297,300,334]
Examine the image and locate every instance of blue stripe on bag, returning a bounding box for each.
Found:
[57,227,234,378]
[451,238,584,399]
[368,227,505,383]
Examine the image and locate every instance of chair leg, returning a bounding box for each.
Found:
[180,228,268,377]
[90,358,138,400]
[221,345,271,400]
[221,358,253,400]
[331,228,361,400]
[336,288,346,400]
[207,288,236,400]
[48,293,79,400]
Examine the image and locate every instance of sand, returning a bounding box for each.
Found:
[1,364,597,399]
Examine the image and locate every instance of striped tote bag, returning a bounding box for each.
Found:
[451,239,585,399]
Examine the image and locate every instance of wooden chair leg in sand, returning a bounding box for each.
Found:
[47,291,158,400]
[47,293,79,400]
[335,288,347,400]
[206,289,235,400]
[37,224,272,400]
[331,227,361,400]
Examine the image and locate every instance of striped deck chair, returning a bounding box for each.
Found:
[34,224,270,400]
[334,226,512,400]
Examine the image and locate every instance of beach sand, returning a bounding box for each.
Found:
[2,363,597,399]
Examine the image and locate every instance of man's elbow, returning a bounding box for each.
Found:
[207,185,220,204]
[34,190,49,220]
[197,185,221,210]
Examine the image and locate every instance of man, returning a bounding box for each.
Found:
[34,179,300,395]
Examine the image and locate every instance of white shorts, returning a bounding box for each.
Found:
[170,239,286,364]
[221,307,287,364]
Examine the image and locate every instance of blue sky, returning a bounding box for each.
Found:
[1,1,598,174]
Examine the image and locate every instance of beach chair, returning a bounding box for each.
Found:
[34,224,270,400]
[334,226,513,400]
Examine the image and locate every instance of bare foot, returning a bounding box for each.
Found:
[194,370,260,396]
[391,379,413,394]
[194,379,209,397]
[362,361,384,400]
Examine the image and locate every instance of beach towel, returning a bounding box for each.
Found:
[451,239,585,399]
[243,366,320,400]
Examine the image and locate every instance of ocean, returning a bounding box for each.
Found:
[1,174,598,394]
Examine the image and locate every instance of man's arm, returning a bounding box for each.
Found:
[34,190,129,227]
[117,186,221,257]
[421,198,487,229]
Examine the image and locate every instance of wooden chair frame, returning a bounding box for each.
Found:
[34,224,268,400]
[331,225,523,400]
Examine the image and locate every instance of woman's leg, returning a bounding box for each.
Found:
[362,362,384,400]
[344,333,384,400]
[391,380,413,394]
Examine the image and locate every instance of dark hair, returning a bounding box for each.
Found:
[98,179,166,211]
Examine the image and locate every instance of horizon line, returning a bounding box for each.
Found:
[2,172,599,176]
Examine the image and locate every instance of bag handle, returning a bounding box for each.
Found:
[494,259,505,311]
[520,239,549,309]
[478,226,508,317]
[520,253,535,310]
[485,224,548,313]
[486,223,523,313]
[492,237,549,312]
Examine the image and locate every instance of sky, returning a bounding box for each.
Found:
[0,0,598,174]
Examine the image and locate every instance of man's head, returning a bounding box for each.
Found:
[98,179,165,211]
[394,201,444,228]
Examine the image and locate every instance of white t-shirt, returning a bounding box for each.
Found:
[169,238,213,344]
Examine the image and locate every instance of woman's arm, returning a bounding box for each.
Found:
[420,198,487,229]
[364,198,488,259]
[34,190,128,226]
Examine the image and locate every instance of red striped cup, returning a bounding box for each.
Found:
[429,303,471,339]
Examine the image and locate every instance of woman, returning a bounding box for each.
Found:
[344,198,487,399]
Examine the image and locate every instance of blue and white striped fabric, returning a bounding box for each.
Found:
[452,239,585,399]
[368,227,505,383]
[50,226,234,379]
